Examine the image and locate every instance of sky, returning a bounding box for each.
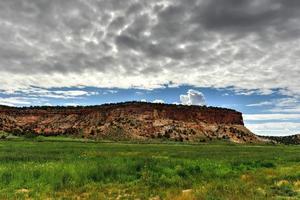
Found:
[0,0,300,136]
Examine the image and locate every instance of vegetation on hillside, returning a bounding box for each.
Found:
[261,135,300,145]
[0,101,239,113]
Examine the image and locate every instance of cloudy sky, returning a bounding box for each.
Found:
[0,0,300,136]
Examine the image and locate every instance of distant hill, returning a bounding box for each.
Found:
[0,101,272,143]
[259,134,300,145]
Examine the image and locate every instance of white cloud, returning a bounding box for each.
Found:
[243,114,300,121]
[245,122,300,136]
[153,99,165,104]
[103,90,118,95]
[52,90,90,96]
[244,112,300,136]
[180,89,206,106]
[247,101,273,107]
[246,97,300,113]
[270,106,300,113]
[269,97,300,113]
[64,103,79,107]
[0,97,32,106]
[2,88,99,99]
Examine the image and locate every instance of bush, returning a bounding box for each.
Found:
[271,184,297,197]
[0,131,9,140]
[11,128,23,136]
[24,131,38,139]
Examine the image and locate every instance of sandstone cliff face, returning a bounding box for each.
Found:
[0,102,260,143]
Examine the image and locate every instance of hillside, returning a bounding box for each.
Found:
[0,102,260,143]
[260,134,300,145]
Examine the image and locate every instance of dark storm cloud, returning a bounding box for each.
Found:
[197,0,282,30]
[194,0,300,40]
[0,0,300,95]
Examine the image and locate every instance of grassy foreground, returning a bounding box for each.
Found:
[0,137,299,199]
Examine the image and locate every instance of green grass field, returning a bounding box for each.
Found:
[0,137,299,200]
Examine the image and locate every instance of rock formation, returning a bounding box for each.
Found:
[0,102,260,143]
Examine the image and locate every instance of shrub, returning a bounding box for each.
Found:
[271,184,297,197]
[0,131,9,140]
[24,131,38,139]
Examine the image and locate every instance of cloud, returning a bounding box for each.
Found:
[243,114,300,121]
[102,90,118,95]
[180,89,206,106]
[244,110,300,136]
[0,97,33,106]
[235,88,274,96]
[270,107,300,113]
[40,90,95,99]
[245,122,300,136]
[64,103,79,107]
[247,101,273,107]
[153,99,165,104]
[2,88,99,99]
[269,98,300,113]
[0,0,299,97]
[247,97,300,113]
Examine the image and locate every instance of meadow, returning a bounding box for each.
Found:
[0,136,299,199]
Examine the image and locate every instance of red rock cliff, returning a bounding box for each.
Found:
[0,102,258,143]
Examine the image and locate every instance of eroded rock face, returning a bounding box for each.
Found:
[0,102,260,143]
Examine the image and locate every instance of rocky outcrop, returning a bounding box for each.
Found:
[0,102,260,143]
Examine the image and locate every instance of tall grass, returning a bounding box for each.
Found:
[0,138,299,199]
